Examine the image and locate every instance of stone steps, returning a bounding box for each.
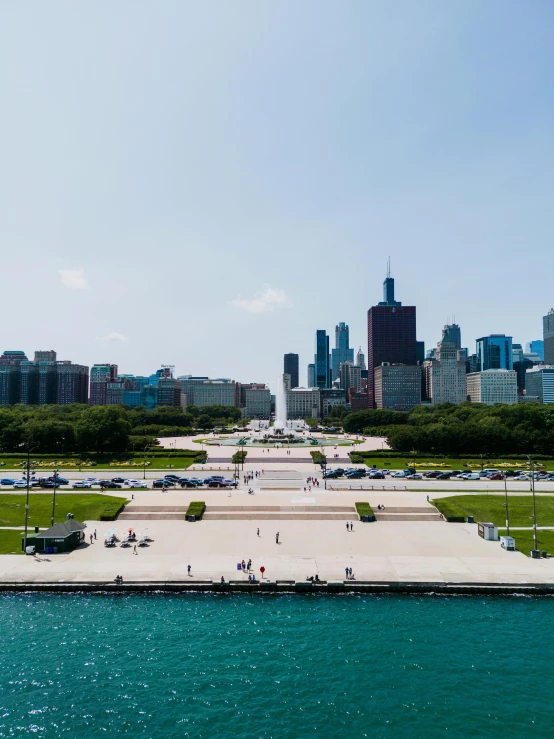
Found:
[203,512,354,520]
[374,514,443,522]
[207,505,355,512]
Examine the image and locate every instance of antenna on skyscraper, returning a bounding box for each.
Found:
[387,257,391,278]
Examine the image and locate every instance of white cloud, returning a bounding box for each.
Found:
[58,267,89,290]
[232,285,291,314]
[94,331,129,342]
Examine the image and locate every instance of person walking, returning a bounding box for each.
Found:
[349,567,353,579]
[187,564,192,576]
[276,532,279,544]
[241,559,246,571]
[345,567,349,579]
[133,544,137,555]
[247,558,252,571]
[346,522,349,532]
[350,522,353,531]
[90,534,93,544]
[94,529,97,540]
[257,527,260,537]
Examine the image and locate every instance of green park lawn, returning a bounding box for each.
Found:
[358,456,554,471]
[0,529,30,555]
[497,529,554,557]
[0,456,197,471]
[0,494,127,529]
[432,495,554,527]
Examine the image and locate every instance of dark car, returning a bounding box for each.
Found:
[424,471,442,479]
[488,473,503,481]
[112,477,126,484]
[368,472,384,479]
[323,470,339,479]
[49,476,69,485]
[208,481,226,488]
[164,474,181,482]
[436,473,452,480]
[153,480,175,488]
[102,482,122,489]
[40,480,59,488]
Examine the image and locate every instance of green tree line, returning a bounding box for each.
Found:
[0,404,244,453]
[343,403,554,455]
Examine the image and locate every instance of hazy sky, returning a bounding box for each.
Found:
[1,1,553,392]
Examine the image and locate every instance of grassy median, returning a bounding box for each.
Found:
[0,494,127,529]
[432,495,554,527]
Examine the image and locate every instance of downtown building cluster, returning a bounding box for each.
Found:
[282,271,554,417]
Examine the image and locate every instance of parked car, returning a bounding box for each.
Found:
[153,479,176,488]
[323,470,340,479]
[104,482,122,489]
[73,481,92,489]
[345,470,365,478]
[368,472,385,479]
[164,474,181,482]
[380,469,390,475]
[208,481,225,488]
[424,471,442,479]
[436,473,453,480]
[13,481,27,488]
[392,471,406,478]
[488,473,503,481]
[405,474,423,480]
[0,479,16,485]
[112,477,126,484]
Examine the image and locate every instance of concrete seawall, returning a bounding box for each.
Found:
[1,580,553,596]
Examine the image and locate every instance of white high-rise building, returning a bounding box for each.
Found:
[466,370,517,405]
[424,341,467,404]
[356,347,366,371]
[525,366,554,404]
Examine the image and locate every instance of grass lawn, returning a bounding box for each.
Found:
[0,494,128,529]
[358,456,554,471]
[432,495,554,527]
[0,456,197,471]
[0,529,31,555]
[498,529,554,557]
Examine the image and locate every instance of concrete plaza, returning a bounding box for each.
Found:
[2,486,554,585]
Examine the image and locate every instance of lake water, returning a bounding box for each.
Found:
[0,593,553,738]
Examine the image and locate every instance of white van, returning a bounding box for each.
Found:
[465,473,481,480]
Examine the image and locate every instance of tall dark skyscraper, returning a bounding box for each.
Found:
[283,353,299,389]
[367,269,417,408]
[442,323,461,350]
[314,330,330,389]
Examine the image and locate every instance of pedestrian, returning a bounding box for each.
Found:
[242,559,246,570]
[345,567,349,579]
[257,527,260,537]
[349,567,353,579]
[187,564,192,576]
[133,544,137,554]
[132,493,134,499]
[346,522,349,532]
[94,529,97,540]
[350,522,353,531]
[90,534,93,544]
[247,558,252,570]
[276,532,279,544]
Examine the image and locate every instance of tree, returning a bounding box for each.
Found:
[75,407,131,453]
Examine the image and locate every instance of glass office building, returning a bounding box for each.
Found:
[314,330,330,389]
[476,335,513,371]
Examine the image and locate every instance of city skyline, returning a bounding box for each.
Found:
[0,2,552,387]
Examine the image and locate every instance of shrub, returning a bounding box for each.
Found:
[99,501,127,521]
[186,501,206,520]
[355,502,374,520]
[310,451,327,465]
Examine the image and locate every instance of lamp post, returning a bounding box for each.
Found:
[22,444,36,553]
[503,472,510,536]
[51,469,59,527]
[528,455,538,551]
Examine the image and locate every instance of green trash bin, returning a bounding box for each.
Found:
[542,550,548,558]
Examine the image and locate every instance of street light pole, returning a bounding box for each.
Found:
[503,472,510,536]
[51,469,59,527]
[23,445,35,552]
[530,456,538,551]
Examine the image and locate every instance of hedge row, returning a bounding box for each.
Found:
[99,501,127,521]
[186,502,206,521]
[355,502,374,520]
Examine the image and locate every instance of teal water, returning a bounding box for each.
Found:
[0,594,553,738]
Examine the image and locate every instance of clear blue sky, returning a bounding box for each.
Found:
[1,1,552,392]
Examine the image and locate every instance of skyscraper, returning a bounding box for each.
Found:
[476,335,513,371]
[283,353,299,389]
[314,330,330,389]
[89,364,118,405]
[526,341,544,361]
[356,347,366,370]
[441,324,461,350]
[367,269,417,408]
[307,363,315,388]
[544,309,554,365]
[331,323,354,381]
